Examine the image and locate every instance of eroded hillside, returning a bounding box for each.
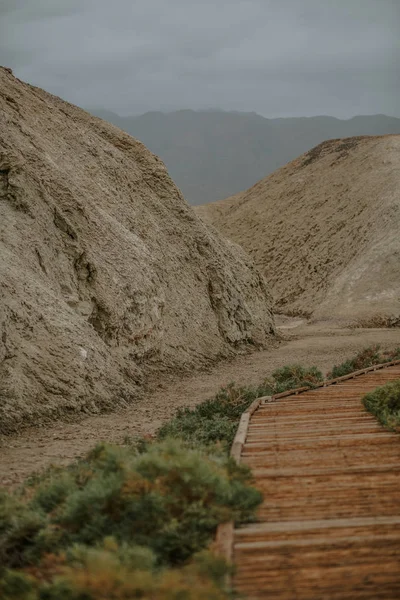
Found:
[0,67,274,434]
[197,135,400,325]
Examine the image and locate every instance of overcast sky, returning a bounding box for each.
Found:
[1,0,399,118]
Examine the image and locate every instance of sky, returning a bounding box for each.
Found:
[1,0,399,118]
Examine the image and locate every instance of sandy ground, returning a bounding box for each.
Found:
[1,321,399,488]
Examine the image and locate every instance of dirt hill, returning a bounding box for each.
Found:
[197,135,400,325]
[0,67,274,434]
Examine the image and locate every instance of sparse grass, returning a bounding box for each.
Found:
[328,345,400,379]
[363,379,400,432]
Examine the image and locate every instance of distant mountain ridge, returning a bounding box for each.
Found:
[88,108,400,205]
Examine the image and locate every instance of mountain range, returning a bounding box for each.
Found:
[88,109,400,205]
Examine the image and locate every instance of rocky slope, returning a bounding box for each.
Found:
[197,135,400,325]
[0,67,274,434]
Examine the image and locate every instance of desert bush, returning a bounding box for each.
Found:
[157,382,266,447]
[4,352,387,598]
[268,365,323,393]
[158,367,323,448]
[328,345,400,379]
[0,439,260,597]
[382,347,400,362]
[0,439,261,574]
[328,345,384,378]
[2,361,328,598]
[0,490,47,570]
[0,544,230,600]
[362,379,400,431]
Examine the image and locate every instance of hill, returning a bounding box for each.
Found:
[197,135,400,325]
[89,108,400,205]
[0,67,274,434]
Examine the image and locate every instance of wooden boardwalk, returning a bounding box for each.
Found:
[231,363,400,599]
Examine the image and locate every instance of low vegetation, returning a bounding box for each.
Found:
[1,349,398,598]
[327,345,400,379]
[158,365,323,448]
[0,363,323,599]
[0,439,260,599]
[1,546,230,600]
[363,380,400,431]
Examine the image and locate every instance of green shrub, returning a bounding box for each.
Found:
[363,379,400,431]
[3,350,388,599]
[0,544,230,600]
[158,367,323,448]
[382,347,400,362]
[328,345,384,378]
[0,439,261,574]
[268,365,323,393]
[1,361,328,598]
[0,492,45,569]
[157,382,266,448]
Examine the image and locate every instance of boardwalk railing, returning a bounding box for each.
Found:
[215,395,271,562]
[272,358,400,400]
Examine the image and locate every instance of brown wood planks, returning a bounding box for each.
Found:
[232,363,400,599]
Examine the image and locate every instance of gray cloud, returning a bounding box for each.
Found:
[1,0,83,21]
[1,0,399,117]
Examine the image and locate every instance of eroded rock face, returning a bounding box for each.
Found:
[0,67,275,433]
[197,135,400,326]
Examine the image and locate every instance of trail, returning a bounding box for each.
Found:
[233,362,400,599]
[0,322,399,488]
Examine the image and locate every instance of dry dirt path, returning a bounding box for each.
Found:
[0,323,399,488]
[234,363,400,599]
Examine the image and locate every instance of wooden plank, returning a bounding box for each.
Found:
[227,362,400,599]
[215,521,234,562]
